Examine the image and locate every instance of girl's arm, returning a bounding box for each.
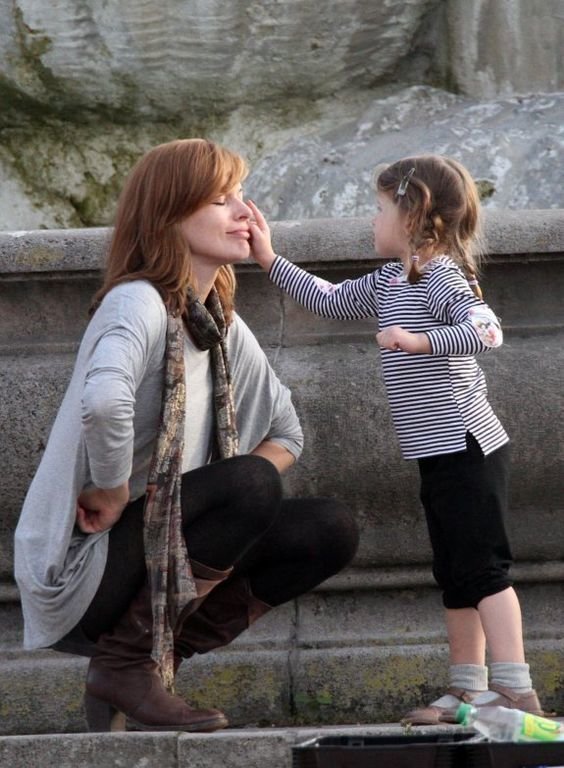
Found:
[376,326,431,353]
[376,264,502,356]
[424,263,503,355]
[248,200,380,320]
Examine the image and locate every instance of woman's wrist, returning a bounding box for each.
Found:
[96,482,130,505]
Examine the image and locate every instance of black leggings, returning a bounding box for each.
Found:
[418,433,513,609]
[80,455,359,640]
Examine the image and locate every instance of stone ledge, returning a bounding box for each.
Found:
[4,721,564,768]
[0,209,563,275]
[0,723,470,768]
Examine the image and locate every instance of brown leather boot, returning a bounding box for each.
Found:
[85,560,232,732]
[174,575,271,663]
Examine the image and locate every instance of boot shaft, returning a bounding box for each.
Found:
[174,575,271,659]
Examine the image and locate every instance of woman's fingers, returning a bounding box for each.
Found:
[76,503,97,533]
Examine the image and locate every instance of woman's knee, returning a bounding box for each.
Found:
[306,498,359,571]
[229,454,283,529]
[183,454,282,530]
[229,454,283,497]
[329,500,360,567]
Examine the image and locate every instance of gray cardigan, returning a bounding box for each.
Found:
[14,280,303,649]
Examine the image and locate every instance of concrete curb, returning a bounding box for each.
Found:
[0,723,468,768]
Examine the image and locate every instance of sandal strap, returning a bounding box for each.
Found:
[488,683,521,703]
[445,686,480,703]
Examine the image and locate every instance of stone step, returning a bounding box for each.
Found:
[5,719,564,768]
[2,581,563,736]
[0,723,473,768]
[3,640,563,737]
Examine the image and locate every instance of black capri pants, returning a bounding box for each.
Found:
[418,432,513,610]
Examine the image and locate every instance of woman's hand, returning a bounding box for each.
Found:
[247,200,277,271]
[376,326,431,354]
[76,482,130,534]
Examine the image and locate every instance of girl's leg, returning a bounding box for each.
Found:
[470,587,541,712]
[403,604,488,724]
[446,607,486,665]
[433,440,537,704]
[422,435,514,613]
[404,437,508,724]
[412,435,542,716]
[406,607,488,722]
[477,586,525,663]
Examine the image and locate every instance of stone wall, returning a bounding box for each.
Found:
[0,0,435,118]
[0,210,563,734]
[3,0,561,119]
[446,0,564,97]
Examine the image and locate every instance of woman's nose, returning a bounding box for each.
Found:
[236,200,252,219]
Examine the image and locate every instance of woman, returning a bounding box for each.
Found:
[14,139,359,733]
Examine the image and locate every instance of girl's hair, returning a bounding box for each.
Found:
[91,138,248,322]
[375,155,484,298]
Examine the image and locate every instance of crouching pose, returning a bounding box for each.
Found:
[15,138,359,732]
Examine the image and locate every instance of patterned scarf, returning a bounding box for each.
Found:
[143,287,239,691]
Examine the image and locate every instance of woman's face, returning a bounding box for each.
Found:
[180,184,253,272]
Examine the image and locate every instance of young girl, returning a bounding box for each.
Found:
[249,154,545,724]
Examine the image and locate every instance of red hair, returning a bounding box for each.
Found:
[91,138,248,322]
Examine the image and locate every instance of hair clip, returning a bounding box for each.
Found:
[396,167,416,197]
[411,253,420,263]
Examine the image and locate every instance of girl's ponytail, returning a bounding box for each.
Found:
[463,262,483,300]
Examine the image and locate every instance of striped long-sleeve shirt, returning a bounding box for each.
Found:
[269,254,509,460]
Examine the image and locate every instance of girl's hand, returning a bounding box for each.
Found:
[376,326,431,354]
[247,200,277,271]
[76,482,130,533]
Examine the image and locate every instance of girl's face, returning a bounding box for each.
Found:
[372,193,410,261]
[180,184,253,272]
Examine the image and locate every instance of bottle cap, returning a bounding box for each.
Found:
[455,702,474,725]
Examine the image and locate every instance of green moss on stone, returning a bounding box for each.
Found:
[476,178,496,200]
[0,122,189,226]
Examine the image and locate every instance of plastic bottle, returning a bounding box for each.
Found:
[456,703,564,743]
